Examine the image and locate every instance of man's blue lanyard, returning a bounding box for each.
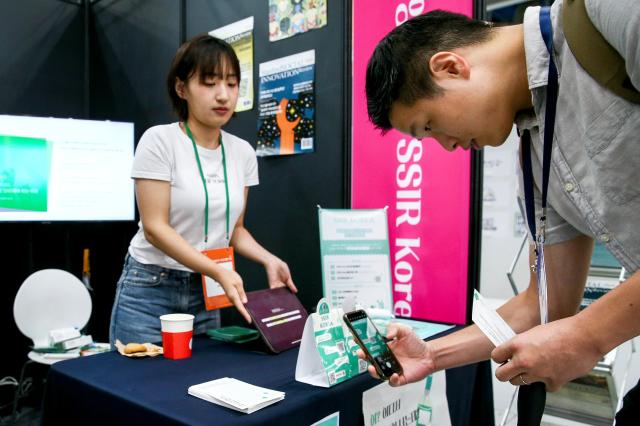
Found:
[184,122,230,244]
[521,6,558,325]
[517,7,558,426]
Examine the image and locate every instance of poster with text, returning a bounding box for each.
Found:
[319,208,393,311]
[209,16,254,112]
[257,50,315,157]
[351,0,475,325]
[0,115,134,221]
[269,0,327,42]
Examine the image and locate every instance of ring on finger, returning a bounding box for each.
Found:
[519,374,529,386]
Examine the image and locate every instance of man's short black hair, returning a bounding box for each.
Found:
[366,10,493,132]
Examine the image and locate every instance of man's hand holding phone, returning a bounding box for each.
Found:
[343,310,403,380]
[355,322,436,387]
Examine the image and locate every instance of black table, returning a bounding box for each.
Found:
[42,335,494,425]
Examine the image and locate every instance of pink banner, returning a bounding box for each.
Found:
[352,0,474,325]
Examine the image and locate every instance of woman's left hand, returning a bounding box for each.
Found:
[265,256,298,293]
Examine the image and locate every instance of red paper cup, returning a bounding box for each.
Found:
[159,313,194,360]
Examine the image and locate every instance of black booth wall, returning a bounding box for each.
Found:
[0,0,349,381]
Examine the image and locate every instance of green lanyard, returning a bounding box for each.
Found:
[184,122,230,244]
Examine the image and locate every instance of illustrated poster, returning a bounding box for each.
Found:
[257,49,315,157]
[269,0,327,42]
[209,16,254,112]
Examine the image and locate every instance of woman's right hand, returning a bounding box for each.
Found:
[214,268,251,323]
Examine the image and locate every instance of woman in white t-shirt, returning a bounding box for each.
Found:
[109,34,297,346]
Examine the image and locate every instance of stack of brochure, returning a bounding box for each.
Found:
[32,333,95,361]
[188,377,284,414]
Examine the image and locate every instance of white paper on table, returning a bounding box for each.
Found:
[188,377,284,414]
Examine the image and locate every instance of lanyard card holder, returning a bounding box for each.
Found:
[201,247,235,310]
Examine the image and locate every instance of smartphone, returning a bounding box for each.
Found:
[343,309,403,380]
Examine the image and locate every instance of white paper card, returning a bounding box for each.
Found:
[471,290,515,347]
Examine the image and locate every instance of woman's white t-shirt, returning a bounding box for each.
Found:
[128,123,259,271]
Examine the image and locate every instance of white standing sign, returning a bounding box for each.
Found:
[318,208,393,311]
[362,372,451,426]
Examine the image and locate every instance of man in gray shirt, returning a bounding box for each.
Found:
[361,0,640,421]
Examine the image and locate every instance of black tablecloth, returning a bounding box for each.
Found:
[42,334,494,425]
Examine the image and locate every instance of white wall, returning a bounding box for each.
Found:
[480,126,530,299]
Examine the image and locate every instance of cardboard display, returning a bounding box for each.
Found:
[295,299,367,387]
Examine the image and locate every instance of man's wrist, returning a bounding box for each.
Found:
[573,309,609,358]
[425,341,439,373]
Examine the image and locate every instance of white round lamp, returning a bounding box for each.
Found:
[14,269,92,349]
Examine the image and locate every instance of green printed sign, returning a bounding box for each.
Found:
[318,208,393,310]
[312,300,367,386]
[0,135,51,212]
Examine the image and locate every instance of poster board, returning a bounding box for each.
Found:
[186,0,350,315]
[319,208,393,310]
[351,0,477,325]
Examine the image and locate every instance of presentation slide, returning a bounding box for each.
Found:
[0,115,134,221]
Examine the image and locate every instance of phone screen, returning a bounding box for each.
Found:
[345,311,402,378]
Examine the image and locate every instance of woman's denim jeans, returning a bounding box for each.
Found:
[109,254,220,346]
